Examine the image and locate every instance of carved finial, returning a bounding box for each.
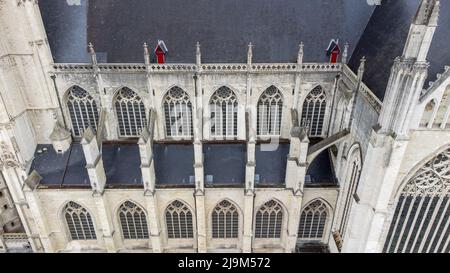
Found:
[88,42,95,54]
[429,0,441,26]
[196,41,201,66]
[247,42,253,65]
[342,42,349,64]
[358,56,366,80]
[414,0,440,26]
[143,42,150,65]
[88,42,97,66]
[297,42,304,64]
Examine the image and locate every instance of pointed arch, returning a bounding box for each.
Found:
[209,86,238,138]
[165,200,194,239]
[257,85,283,136]
[63,201,97,240]
[118,200,149,240]
[211,199,240,238]
[383,146,450,253]
[66,86,99,137]
[114,87,147,137]
[298,199,329,240]
[301,85,327,137]
[163,86,193,138]
[255,199,284,238]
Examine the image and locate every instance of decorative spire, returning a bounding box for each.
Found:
[88,42,94,53]
[414,0,440,26]
[358,56,366,80]
[428,0,440,26]
[342,42,349,64]
[247,42,253,65]
[88,42,97,66]
[196,41,201,66]
[143,42,150,65]
[297,42,304,65]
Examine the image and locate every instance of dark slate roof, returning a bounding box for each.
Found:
[30,142,335,187]
[30,144,90,186]
[255,143,289,186]
[305,149,337,186]
[153,143,195,185]
[39,0,375,63]
[102,144,142,186]
[31,143,142,187]
[38,0,90,63]
[203,143,246,185]
[349,0,450,100]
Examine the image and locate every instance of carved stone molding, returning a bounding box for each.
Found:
[0,141,20,169]
[403,148,450,197]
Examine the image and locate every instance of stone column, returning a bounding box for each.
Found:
[284,194,303,252]
[193,130,207,252]
[144,192,162,252]
[138,118,162,252]
[192,55,207,251]
[139,127,156,193]
[23,171,55,252]
[284,126,308,252]
[80,127,117,251]
[243,111,256,253]
[92,194,117,252]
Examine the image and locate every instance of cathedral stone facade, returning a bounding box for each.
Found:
[0,0,448,253]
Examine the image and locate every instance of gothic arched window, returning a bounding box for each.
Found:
[165,200,194,239]
[66,86,99,137]
[298,200,328,240]
[383,148,450,253]
[212,200,239,238]
[301,86,327,137]
[210,87,238,138]
[338,147,362,239]
[118,201,149,240]
[257,86,283,136]
[64,201,96,240]
[114,87,146,137]
[163,87,193,138]
[255,200,284,238]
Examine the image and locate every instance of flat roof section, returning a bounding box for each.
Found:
[203,143,246,186]
[30,144,90,187]
[102,143,142,186]
[153,143,195,186]
[255,143,289,186]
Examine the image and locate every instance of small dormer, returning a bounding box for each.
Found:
[326,39,341,63]
[154,40,168,64]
